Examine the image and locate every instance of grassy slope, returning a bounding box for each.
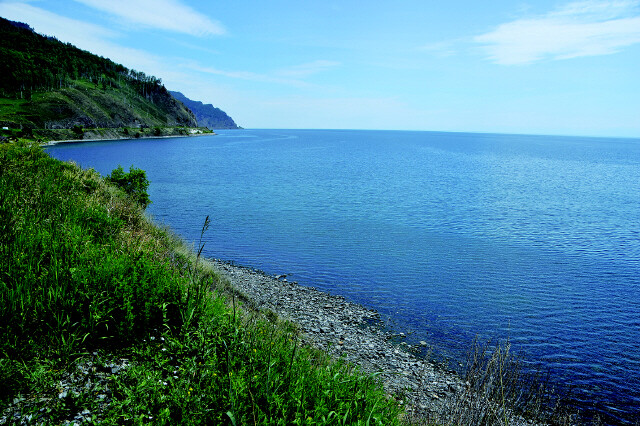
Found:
[0,19,219,142]
[1,18,198,132]
[0,79,197,131]
[0,143,404,425]
[0,79,212,143]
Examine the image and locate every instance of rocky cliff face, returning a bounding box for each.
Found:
[170,91,238,129]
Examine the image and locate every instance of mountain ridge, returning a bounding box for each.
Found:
[170,91,239,129]
[0,17,238,140]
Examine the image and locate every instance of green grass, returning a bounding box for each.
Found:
[0,142,404,424]
[0,97,29,116]
[0,125,212,143]
[0,97,36,132]
[1,75,196,131]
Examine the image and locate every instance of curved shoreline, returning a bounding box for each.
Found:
[41,131,212,146]
[210,259,539,424]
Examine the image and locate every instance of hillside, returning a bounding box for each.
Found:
[170,91,239,129]
[0,17,198,137]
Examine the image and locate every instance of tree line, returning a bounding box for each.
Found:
[0,17,164,99]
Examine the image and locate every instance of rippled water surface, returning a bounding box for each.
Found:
[47,129,640,423]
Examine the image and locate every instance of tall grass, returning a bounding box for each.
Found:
[432,338,575,425]
[0,142,181,360]
[0,142,403,424]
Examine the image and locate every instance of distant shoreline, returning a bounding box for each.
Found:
[42,131,213,146]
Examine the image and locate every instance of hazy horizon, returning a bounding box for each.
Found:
[2,0,639,138]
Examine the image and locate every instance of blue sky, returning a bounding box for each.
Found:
[1,0,639,137]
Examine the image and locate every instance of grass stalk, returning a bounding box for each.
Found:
[0,142,405,424]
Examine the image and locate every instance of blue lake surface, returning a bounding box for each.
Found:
[47,129,640,423]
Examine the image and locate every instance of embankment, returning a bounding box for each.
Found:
[0,142,549,424]
[0,142,402,424]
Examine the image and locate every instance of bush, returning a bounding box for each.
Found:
[0,144,404,424]
[106,165,151,209]
[72,124,83,138]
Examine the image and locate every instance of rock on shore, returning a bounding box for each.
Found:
[211,259,465,420]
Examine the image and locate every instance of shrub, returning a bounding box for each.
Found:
[0,144,404,424]
[72,124,83,138]
[106,165,151,209]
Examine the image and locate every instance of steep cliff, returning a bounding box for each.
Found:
[170,91,239,129]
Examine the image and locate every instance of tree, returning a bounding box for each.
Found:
[72,124,83,138]
[106,165,151,209]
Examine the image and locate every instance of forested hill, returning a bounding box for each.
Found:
[170,91,239,129]
[0,17,197,133]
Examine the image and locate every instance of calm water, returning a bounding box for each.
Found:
[47,129,640,423]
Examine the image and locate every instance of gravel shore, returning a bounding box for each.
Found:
[0,255,538,425]
[211,259,467,421]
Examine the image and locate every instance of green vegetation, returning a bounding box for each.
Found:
[0,124,213,145]
[0,142,404,424]
[0,17,238,142]
[106,165,152,209]
[0,18,130,97]
[0,17,199,137]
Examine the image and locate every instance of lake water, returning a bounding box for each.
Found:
[46,129,640,423]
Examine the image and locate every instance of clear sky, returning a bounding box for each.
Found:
[1,0,639,137]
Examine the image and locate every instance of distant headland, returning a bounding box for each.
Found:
[0,17,238,144]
